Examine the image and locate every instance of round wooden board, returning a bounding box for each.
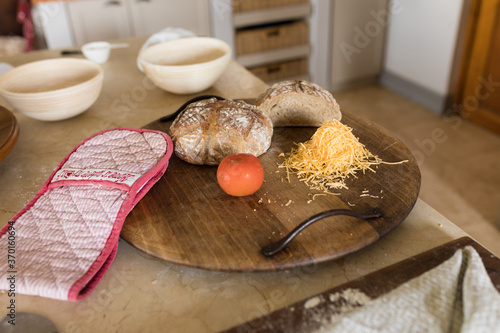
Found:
[0,107,19,163]
[121,112,421,272]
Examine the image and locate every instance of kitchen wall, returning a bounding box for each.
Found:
[380,0,465,113]
[329,0,388,91]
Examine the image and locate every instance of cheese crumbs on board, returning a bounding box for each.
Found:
[279,120,405,193]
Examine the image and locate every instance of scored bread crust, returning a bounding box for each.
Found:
[255,80,341,127]
[169,97,273,165]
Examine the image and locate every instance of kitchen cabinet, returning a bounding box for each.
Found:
[128,0,211,38]
[210,0,388,91]
[68,0,211,45]
[455,0,500,133]
[34,0,211,48]
[210,0,312,84]
[67,0,133,46]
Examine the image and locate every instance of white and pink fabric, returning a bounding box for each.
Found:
[0,128,173,301]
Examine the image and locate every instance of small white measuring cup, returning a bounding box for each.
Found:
[81,41,129,64]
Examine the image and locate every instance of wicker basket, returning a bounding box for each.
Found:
[236,21,308,56]
[248,58,308,82]
[232,0,309,13]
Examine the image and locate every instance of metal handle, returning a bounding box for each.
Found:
[261,208,382,257]
[61,50,82,55]
[105,0,122,6]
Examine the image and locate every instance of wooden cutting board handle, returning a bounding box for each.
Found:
[0,107,19,163]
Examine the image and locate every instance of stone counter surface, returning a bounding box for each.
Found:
[0,38,467,332]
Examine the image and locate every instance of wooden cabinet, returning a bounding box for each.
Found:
[454,0,500,134]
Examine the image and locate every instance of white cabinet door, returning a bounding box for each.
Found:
[67,0,133,45]
[127,0,211,37]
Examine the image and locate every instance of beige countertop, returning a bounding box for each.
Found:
[0,37,468,332]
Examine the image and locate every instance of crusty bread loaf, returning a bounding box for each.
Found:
[255,80,341,127]
[169,97,273,165]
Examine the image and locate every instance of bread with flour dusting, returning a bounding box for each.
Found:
[255,80,341,127]
[169,97,273,165]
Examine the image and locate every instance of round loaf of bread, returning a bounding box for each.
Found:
[255,80,341,127]
[169,97,273,165]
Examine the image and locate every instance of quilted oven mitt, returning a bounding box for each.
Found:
[0,128,173,301]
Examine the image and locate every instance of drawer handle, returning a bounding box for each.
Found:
[105,0,122,6]
[267,29,281,37]
[267,66,281,74]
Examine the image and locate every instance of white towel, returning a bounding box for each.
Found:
[316,246,500,332]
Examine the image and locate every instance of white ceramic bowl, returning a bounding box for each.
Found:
[0,58,103,121]
[81,41,111,64]
[138,37,231,94]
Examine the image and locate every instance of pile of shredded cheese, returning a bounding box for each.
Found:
[279,119,400,193]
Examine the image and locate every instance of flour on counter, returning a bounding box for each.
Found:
[328,288,371,306]
[304,295,323,309]
[301,288,372,332]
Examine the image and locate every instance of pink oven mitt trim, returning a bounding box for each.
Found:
[0,128,173,301]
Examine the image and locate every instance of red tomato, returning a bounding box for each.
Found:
[217,154,264,196]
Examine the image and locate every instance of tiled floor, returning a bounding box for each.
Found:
[334,84,500,257]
